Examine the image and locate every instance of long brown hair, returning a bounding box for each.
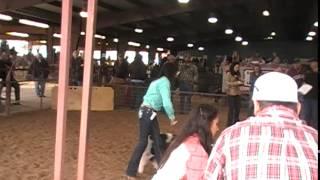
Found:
[159,104,218,168]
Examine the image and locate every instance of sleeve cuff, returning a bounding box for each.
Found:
[169,115,175,121]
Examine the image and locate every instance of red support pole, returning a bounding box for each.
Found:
[76,0,98,179]
[53,0,73,179]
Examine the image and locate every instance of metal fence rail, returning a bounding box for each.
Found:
[108,83,229,114]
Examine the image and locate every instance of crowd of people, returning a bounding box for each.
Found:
[125,63,318,179]
[0,40,318,179]
[122,50,318,180]
[0,40,50,106]
[218,52,318,131]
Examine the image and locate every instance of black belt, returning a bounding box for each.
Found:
[140,105,157,112]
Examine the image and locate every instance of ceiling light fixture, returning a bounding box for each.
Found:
[167,37,174,42]
[19,19,49,29]
[235,36,242,42]
[79,11,88,18]
[6,32,29,38]
[39,40,47,44]
[225,29,233,35]
[208,17,218,24]
[94,34,106,39]
[187,43,194,48]
[0,13,13,21]
[306,36,313,41]
[271,32,276,36]
[314,21,318,27]
[128,41,141,47]
[157,48,164,51]
[198,47,204,51]
[113,38,119,43]
[146,45,150,49]
[242,41,248,46]
[178,0,190,4]
[262,10,270,16]
[53,33,61,38]
[308,31,316,36]
[134,28,143,33]
[80,32,85,35]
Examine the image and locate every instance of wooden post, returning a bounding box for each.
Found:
[76,0,98,179]
[53,0,73,179]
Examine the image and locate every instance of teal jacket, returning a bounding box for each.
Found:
[142,76,175,121]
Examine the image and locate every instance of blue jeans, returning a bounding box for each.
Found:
[228,95,240,126]
[126,106,162,177]
[35,79,46,97]
[302,99,318,130]
[179,81,193,113]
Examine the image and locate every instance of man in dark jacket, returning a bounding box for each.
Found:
[301,61,318,130]
[128,53,147,109]
[29,54,49,97]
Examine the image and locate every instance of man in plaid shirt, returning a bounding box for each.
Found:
[204,72,318,180]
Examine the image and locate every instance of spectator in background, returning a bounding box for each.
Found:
[0,51,21,105]
[178,56,198,114]
[28,54,49,97]
[287,61,305,112]
[232,51,240,63]
[248,64,262,116]
[287,61,304,88]
[129,53,147,81]
[226,62,243,126]
[152,104,220,180]
[204,72,318,180]
[114,55,129,79]
[129,53,147,109]
[301,61,318,130]
[249,52,265,64]
[220,56,232,93]
[270,52,281,64]
[70,51,83,86]
[110,54,129,84]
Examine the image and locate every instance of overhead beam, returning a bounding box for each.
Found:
[11,7,61,24]
[0,34,46,41]
[125,0,150,8]
[0,24,47,34]
[98,1,123,11]
[0,0,56,11]
[96,1,203,29]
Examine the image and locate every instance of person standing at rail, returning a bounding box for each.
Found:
[178,56,198,114]
[125,63,178,180]
[226,62,243,126]
[28,53,49,97]
[247,64,262,116]
[0,51,21,105]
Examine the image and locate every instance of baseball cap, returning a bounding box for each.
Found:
[252,72,298,103]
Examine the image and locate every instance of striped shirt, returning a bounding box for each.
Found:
[204,105,318,180]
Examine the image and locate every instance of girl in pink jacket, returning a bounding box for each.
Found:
[152,104,220,180]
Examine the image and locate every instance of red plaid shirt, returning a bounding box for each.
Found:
[204,105,318,180]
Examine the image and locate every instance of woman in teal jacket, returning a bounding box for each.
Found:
[126,63,178,179]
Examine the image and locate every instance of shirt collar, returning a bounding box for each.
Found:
[256,105,299,121]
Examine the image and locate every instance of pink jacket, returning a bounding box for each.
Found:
[152,134,209,180]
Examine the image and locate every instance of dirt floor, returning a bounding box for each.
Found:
[0,107,247,180]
